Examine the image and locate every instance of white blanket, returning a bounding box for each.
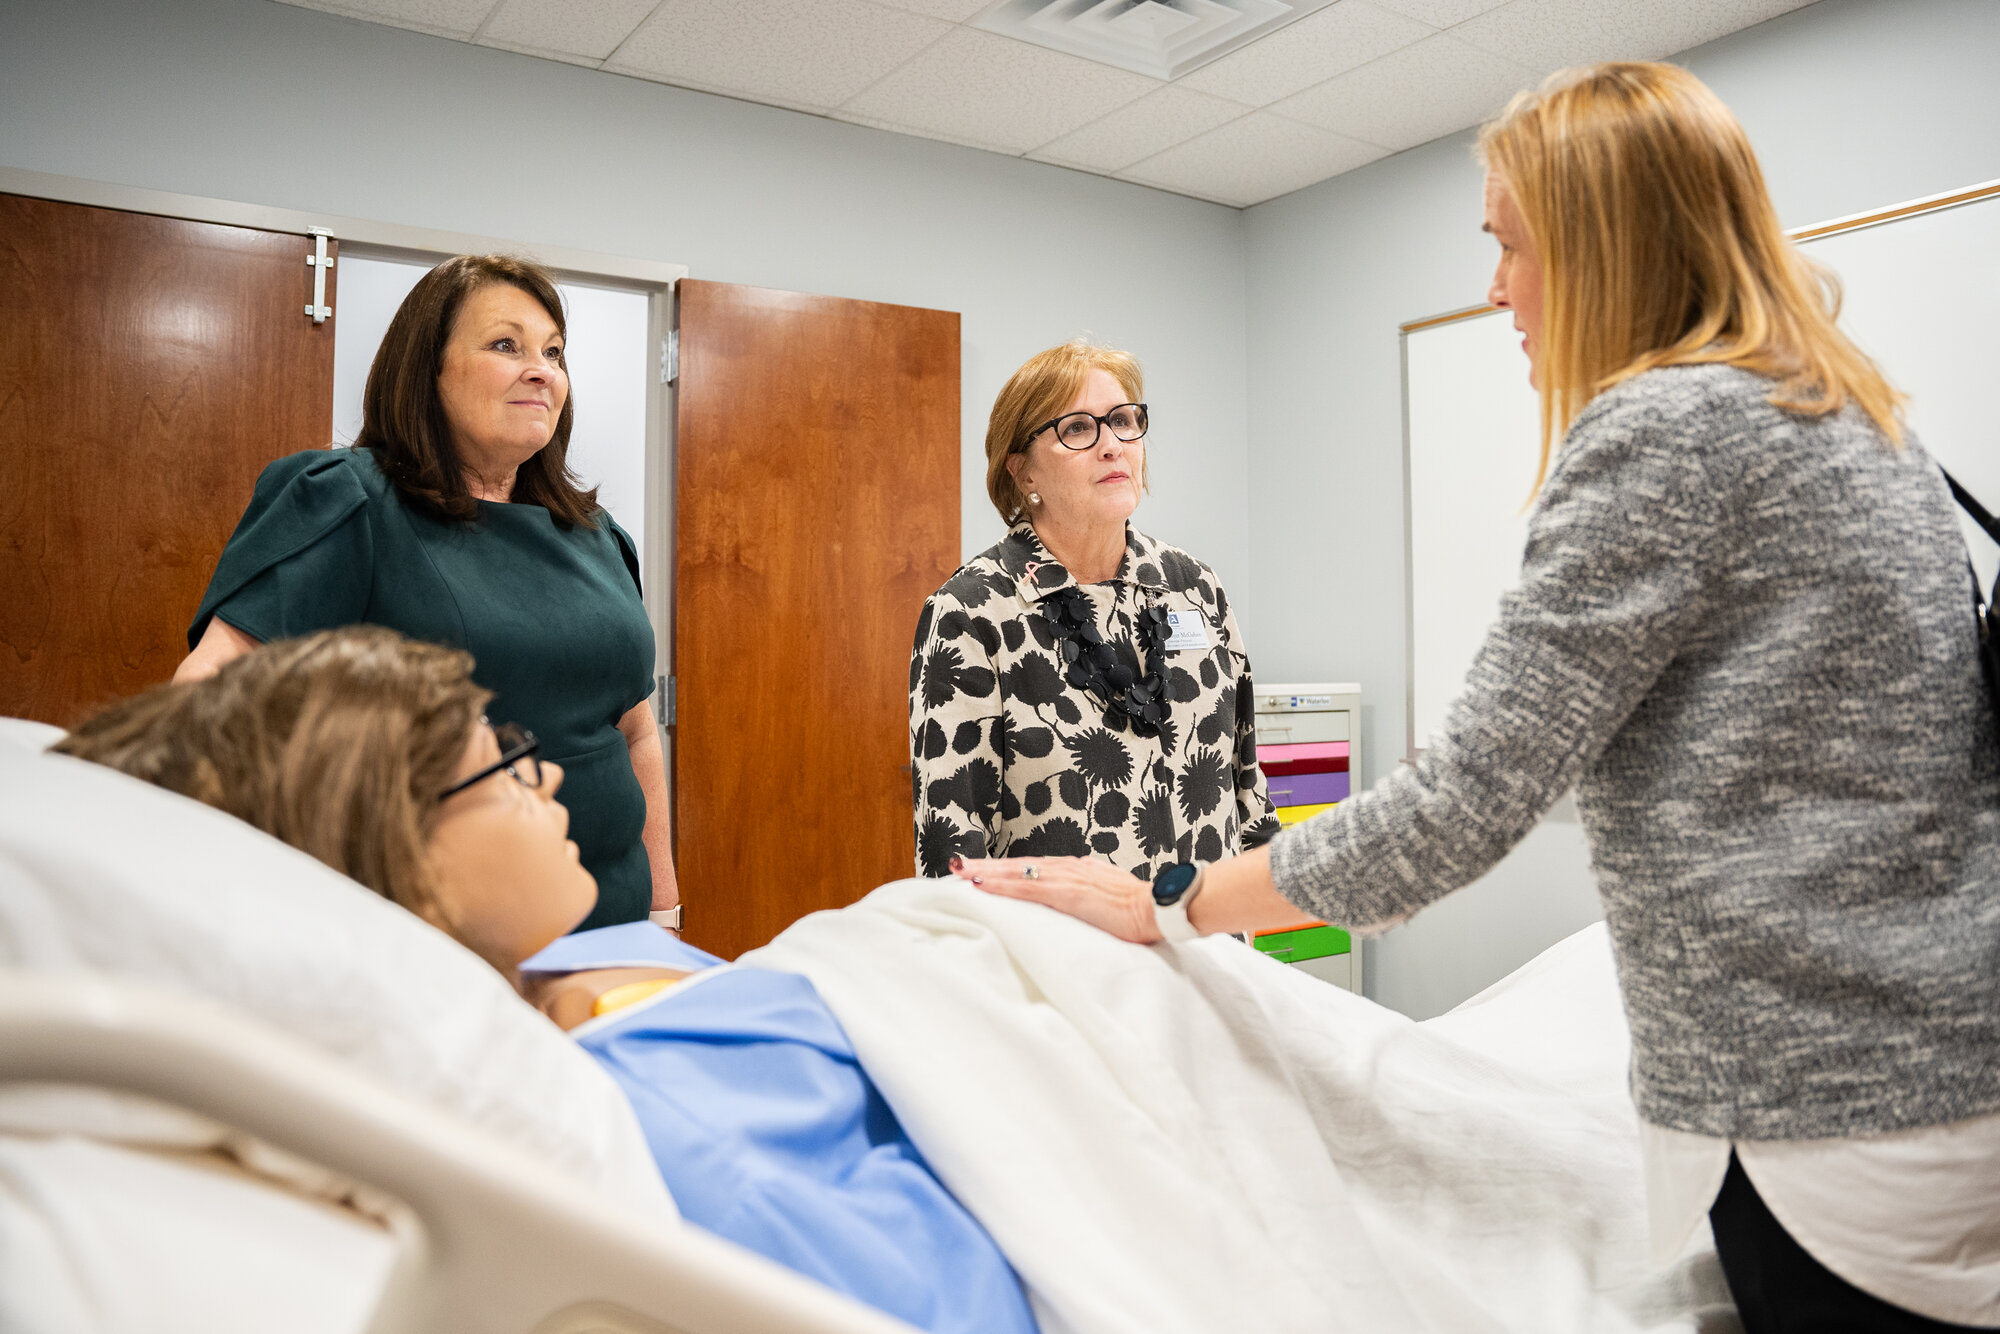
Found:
[746,880,1736,1334]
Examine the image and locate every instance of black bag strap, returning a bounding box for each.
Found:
[1940,470,2000,732]
[1942,467,2000,546]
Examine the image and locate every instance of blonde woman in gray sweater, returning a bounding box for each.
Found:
[957,63,2000,1332]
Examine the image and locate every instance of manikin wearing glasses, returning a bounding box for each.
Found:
[908,340,1281,882]
[57,627,1037,1334]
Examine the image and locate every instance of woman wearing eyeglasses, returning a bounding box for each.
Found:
[908,340,1281,882]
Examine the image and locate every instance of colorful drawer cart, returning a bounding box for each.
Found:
[1249,683,1363,994]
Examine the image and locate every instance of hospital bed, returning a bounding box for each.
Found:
[0,975,914,1334]
[0,716,916,1334]
[0,718,1737,1334]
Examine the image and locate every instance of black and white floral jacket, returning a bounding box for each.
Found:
[909,521,1280,881]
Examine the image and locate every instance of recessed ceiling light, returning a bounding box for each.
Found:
[973,0,1342,81]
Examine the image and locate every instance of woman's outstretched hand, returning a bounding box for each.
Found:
[950,854,1161,943]
[951,845,1301,943]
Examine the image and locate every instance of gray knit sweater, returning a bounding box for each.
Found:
[1272,363,2000,1140]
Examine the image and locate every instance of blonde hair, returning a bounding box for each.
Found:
[1477,62,1905,492]
[984,340,1148,525]
[55,627,497,964]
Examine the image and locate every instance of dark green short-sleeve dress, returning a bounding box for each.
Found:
[190,447,657,931]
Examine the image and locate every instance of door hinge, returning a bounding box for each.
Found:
[656,674,677,727]
[304,228,334,325]
[661,330,679,385]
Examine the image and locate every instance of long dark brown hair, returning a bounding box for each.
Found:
[359,254,601,528]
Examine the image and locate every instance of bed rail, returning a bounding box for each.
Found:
[0,971,918,1334]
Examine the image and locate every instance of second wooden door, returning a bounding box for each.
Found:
[674,280,959,958]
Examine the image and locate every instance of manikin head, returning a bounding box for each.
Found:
[57,626,597,975]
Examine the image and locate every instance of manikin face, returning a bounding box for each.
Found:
[1009,368,1146,537]
[427,721,596,967]
[436,283,569,485]
[1483,173,1545,390]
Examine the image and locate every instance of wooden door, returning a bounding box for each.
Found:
[675,280,959,958]
[0,194,336,726]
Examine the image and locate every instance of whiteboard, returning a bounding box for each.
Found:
[330,254,653,568]
[1404,313,1541,750]
[1404,186,2000,753]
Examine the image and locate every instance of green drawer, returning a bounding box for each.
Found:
[1253,924,1351,963]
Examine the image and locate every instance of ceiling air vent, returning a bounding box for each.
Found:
[973,0,1341,81]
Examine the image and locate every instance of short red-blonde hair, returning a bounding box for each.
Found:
[984,340,1147,525]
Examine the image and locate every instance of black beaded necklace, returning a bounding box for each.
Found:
[1043,586,1173,736]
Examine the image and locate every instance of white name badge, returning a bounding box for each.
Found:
[1164,609,1213,652]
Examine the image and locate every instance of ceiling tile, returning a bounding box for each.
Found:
[605,0,953,110]
[1174,0,1433,107]
[474,41,606,67]
[842,27,1161,154]
[1121,110,1387,207]
[1360,0,1511,26]
[479,0,657,60]
[1271,32,1533,152]
[868,0,990,19]
[273,0,499,39]
[827,110,1024,156]
[1449,0,1818,73]
[1029,85,1252,173]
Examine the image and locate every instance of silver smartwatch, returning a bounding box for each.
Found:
[1151,863,1205,943]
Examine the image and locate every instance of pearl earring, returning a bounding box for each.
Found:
[1028,491,1041,506]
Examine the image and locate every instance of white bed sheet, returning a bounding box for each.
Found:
[747,881,1739,1334]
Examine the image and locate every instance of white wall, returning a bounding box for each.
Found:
[1241,0,2000,1017]
[0,0,1253,595]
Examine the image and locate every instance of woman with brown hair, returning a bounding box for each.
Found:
[175,255,676,933]
[908,339,1279,882]
[958,65,2000,1330]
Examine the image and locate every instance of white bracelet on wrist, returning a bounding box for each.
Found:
[1151,863,1205,943]
[1153,897,1201,942]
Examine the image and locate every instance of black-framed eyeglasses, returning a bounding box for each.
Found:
[438,721,543,801]
[1029,402,1148,452]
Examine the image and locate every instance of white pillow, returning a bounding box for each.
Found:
[0,738,673,1220]
[0,719,62,753]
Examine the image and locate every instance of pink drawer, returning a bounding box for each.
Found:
[1257,741,1349,776]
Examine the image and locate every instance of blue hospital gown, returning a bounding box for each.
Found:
[522,924,1037,1334]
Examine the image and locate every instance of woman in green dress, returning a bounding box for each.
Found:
[176,254,677,932]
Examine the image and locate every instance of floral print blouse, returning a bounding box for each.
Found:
[909,521,1280,881]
